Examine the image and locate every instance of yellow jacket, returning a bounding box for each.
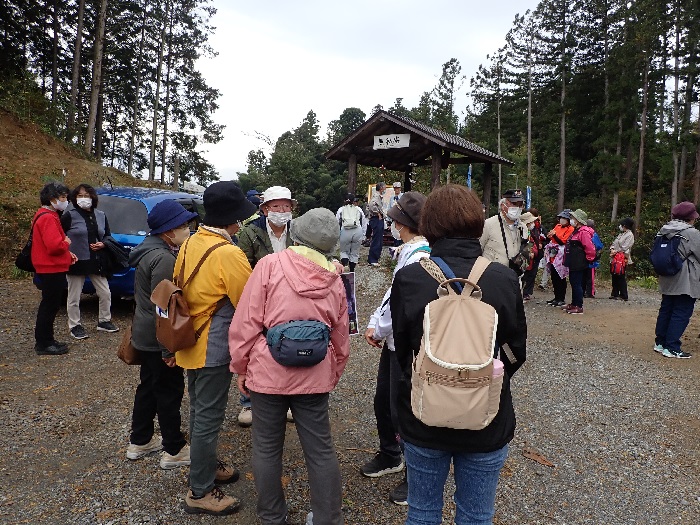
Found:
[174,227,252,369]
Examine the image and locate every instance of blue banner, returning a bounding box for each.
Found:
[467,164,472,188]
[526,186,532,210]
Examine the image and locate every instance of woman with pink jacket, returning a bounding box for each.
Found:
[229,208,350,525]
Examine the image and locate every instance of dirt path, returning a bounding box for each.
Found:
[1,269,699,524]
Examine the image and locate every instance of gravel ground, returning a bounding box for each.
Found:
[1,248,699,524]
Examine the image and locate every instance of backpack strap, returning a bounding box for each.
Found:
[466,256,491,286]
[430,257,463,294]
[177,239,229,288]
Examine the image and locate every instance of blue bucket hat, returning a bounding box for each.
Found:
[148,200,198,235]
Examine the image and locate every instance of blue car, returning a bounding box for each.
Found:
[82,186,204,298]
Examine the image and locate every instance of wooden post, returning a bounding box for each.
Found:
[172,156,179,190]
[348,153,357,195]
[483,162,493,212]
[431,144,442,189]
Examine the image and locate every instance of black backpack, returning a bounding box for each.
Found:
[649,234,686,276]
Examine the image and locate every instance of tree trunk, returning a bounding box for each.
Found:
[483,162,493,212]
[149,0,168,181]
[51,0,59,132]
[128,1,147,177]
[172,156,179,189]
[557,70,566,212]
[679,44,695,201]
[348,154,357,194]
[95,91,104,161]
[497,94,502,197]
[84,0,107,156]
[611,114,623,223]
[693,101,700,204]
[635,59,651,231]
[431,144,442,189]
[68,0,85,140]
[527,54,532,190]
[671,17,681,207]
[160,3,175,184]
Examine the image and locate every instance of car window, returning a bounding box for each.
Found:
[97,196,149,235]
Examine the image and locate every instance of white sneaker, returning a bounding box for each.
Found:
[653,344,665,353]
[238,406,252,427]
[286,408,294,423]
[160,445,191,469]
[126,435,162,460]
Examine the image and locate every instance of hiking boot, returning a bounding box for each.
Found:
[662,348,692,359]
[286,408,294,423]
[70,325,88,339]
[653,344,665,353]
[566,306,584,315]
[96,321,119,332]
[126,435,162,460]
[184,487,240,516]
[389,478,408,506]
[360,452,404,478]
[160,445,190,469]
[237,406,252,427]
[215,460,240,484]
[35,343,68,356]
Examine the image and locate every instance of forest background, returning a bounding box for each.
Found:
[1,0,700,279]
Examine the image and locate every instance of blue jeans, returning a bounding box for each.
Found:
[404,441,508,525]
[655,293,696,352]
[368,216,384,264]
[568,270,584,307]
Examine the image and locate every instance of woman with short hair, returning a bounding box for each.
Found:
[610,217,635,301]
[32,182,77,355]
[390,184,527,525]
[61,183,118,339]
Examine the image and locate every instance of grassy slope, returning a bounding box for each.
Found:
[0,110,169,276]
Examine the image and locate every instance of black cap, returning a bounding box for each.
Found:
[203,181,257,226]
[502,189,524,202]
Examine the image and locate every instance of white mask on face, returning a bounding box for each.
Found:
[52,199,69,212]
[570,219,578,228]
[506,207,521,221]
[77,198,92,210]
[619,225,624,232]
[391,222,403,240]
[267,211,292,227]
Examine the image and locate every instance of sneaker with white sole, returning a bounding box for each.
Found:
[215,460,240,484]
[389,477,408,506]
[662,348,692,359]
[126,435,162,460]
[360,452,404,478]
[183,486,240,516]
[70,325,88,339]
[653,344,665,353]
[97,321,119,332]
[160,445,190,469]
[237,406,252,427]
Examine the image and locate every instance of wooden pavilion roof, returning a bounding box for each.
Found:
[325,110,514,170]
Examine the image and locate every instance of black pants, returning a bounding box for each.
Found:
[130,350,187,455]
[373,343,402,458]
[611,272,628,300]
[549,264,568,302]
[34,272,67,348]
[522,264,539,296]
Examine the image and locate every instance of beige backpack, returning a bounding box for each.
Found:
[411,256,504,430]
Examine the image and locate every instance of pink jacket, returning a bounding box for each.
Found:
[229,249,350,395]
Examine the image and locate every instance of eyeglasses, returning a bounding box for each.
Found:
[266,203,293,212]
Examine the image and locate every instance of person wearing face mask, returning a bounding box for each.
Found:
[60,184,117,340]
[126,200,198,472]
[610,218,635,301]
[237,186,295,271]
[544,210,575,307]
[174,181,257,515]
[561,209,596,315]
[236,185,296,427]
[362,191,429,506]
[31,182,78,356]
[479,189,527,270]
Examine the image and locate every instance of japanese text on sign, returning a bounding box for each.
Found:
[373,134,410,150]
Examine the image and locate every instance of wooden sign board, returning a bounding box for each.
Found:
[373,134,410,150]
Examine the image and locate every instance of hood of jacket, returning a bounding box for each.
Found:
[128,235,171,267]
[278,249,339,300]
[571,224,594,240]
[659,219,695,238]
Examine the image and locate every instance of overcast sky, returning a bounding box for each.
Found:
[197,0,541,181]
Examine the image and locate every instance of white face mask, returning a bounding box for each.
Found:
[506,207,521,221]
[391,222,403,240]
[52,199,69,212]
[619,225,624,232]
[267,211,292,227]
[570,219,578,228]
[76,198,92,210]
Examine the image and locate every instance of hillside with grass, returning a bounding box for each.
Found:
[0,110,168,276]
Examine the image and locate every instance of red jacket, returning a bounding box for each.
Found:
[30,208,72,273]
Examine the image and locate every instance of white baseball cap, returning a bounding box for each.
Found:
[261,186,296,206]
[393,182,402,188]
